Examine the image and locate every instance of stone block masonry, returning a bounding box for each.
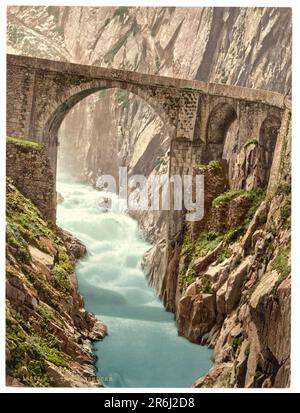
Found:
[6,139,56,222]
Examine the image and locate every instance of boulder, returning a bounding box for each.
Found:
[177,292,216,343]
[193,362,234,388]
[225,257,252,313]
[59,229,87,260]
[28,245,54,268]
[193,241,224,273]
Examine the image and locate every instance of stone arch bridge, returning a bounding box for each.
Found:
[7,54,291,230]
[7,54,290,175]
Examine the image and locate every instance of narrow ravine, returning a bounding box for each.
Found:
[56,175,213,388]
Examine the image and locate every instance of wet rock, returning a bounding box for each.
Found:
[59,229,87,260]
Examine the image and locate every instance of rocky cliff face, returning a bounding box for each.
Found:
[6,171,107,387]
[175,112,291,387]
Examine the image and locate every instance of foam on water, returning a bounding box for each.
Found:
[57,176,213,387]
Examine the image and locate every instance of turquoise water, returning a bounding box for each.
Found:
[56,177,213,387]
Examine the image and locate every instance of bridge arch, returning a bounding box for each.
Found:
[206,102,237,145]
[44,80,175,151]
[42,79,176,174]
[202,102,237,162]
[258,114,281,186]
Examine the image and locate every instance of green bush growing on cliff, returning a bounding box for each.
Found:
[243,139,259,150]
[232,335,243,353]
[212,187,264,208]
[212,187,265,226]
[213,189,247,207]
[199,276,213,294]
[280,196,291,228]
[6,181,78,386]
[178,268,198,292]
[182,231,222,261]
[194,160,223,173]
[179,231,223,291]
[272,244,291,293]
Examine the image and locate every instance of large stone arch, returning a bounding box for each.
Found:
[42,79,177,175]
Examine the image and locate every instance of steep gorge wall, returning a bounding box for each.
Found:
[174,111,291,387]
[6,180,107,387]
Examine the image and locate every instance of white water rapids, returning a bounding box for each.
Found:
[57,176,212,387]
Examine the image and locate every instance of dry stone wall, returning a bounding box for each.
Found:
[6,140,56,222]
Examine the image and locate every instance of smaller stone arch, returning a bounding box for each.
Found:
[203,102,237,163]
[258,114,281,186]
[207,102,237,144]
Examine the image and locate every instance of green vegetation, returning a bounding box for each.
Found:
[115,89,129,108]
[213,189,247,207]
[179,231,227,292]
[272,244,291,293]
[212,187,265,226]
[216,247,232,264]
[181,231,222,261]
[6,180,72,294]
[51,249,73,293]
[194,160,223,173]
[232,335,243,353]
[243,139,258,150]
[179,186,266,292]
[6,181,76,386]
[179,268,197,292]
[212,187,264,208]
[6,306,70,387]
[7,136,43,150]
[113,6,128,18]
[244,188,266,225]
[276,182,291,196]
[280,196,291,228]
[199,277,213,294]
[223,226,245,243]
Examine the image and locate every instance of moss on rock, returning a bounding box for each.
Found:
[7,136,43,150]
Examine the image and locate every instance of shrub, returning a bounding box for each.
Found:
[272,244,291,292]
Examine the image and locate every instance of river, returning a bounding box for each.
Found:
[56,176,213,388]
